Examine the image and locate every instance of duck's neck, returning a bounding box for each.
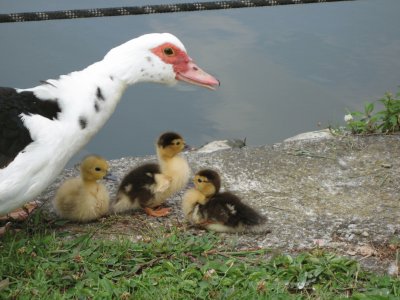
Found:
[77,61,129,127]
[82,178,100,193]
[156,148,177,172]
[37,60,134,150]
[156,148,190,191]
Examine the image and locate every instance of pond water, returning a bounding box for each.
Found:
[1,0,400,167]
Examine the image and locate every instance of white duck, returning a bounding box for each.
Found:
[0,33,219,214]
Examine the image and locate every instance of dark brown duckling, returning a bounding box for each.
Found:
[182,169,267,233]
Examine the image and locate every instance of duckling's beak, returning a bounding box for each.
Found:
[104,172,118,182]
[186,181,195,189]
[183,143,193,151]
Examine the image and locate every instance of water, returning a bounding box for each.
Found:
[1,0,400,167]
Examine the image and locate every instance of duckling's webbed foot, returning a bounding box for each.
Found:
[144,206,171,217]
[199,220,216,226]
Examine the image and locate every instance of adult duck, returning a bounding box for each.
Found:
[0,33,219,214]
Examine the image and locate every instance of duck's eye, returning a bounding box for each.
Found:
[95,167,102,172]
[163,47,174,56]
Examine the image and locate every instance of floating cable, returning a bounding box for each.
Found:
[0,0,355,23]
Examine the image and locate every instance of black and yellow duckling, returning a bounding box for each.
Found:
[53,155,113,222]
[112,132,190,217]
[182,169,267,233]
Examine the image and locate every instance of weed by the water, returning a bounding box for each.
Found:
[344,89,400,134]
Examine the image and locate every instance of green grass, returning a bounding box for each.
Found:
[0,225,399,299]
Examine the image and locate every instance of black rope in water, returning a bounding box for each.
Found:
[0,0,355,24]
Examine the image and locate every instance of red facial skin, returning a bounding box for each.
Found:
[151,43,220,90]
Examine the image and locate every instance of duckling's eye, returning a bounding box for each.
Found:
[95,167,102,172]
[163,47,174,56]
[176,141,180,145]
[197,179,202,183]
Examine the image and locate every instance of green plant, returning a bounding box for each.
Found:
[345,89,400,134]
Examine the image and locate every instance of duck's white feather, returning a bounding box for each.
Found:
[0,68,124,212]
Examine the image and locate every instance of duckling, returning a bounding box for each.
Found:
[112,132,190,217]
[182,169,267,233]
[53,155,112,222]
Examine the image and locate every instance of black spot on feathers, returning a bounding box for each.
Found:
[96,87,105,101]
[79,117,87,129]
[94,102,100,113]
[0,87,61,169]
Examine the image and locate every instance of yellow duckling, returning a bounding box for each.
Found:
[53,155,112,222]
[112,132,190,217]
[182,169,267,233]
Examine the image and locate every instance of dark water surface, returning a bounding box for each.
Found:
[1,0,400,166]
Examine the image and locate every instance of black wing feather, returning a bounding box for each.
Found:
[0,87,60,168]
[117,163,161,207]
[200,192,266,227]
